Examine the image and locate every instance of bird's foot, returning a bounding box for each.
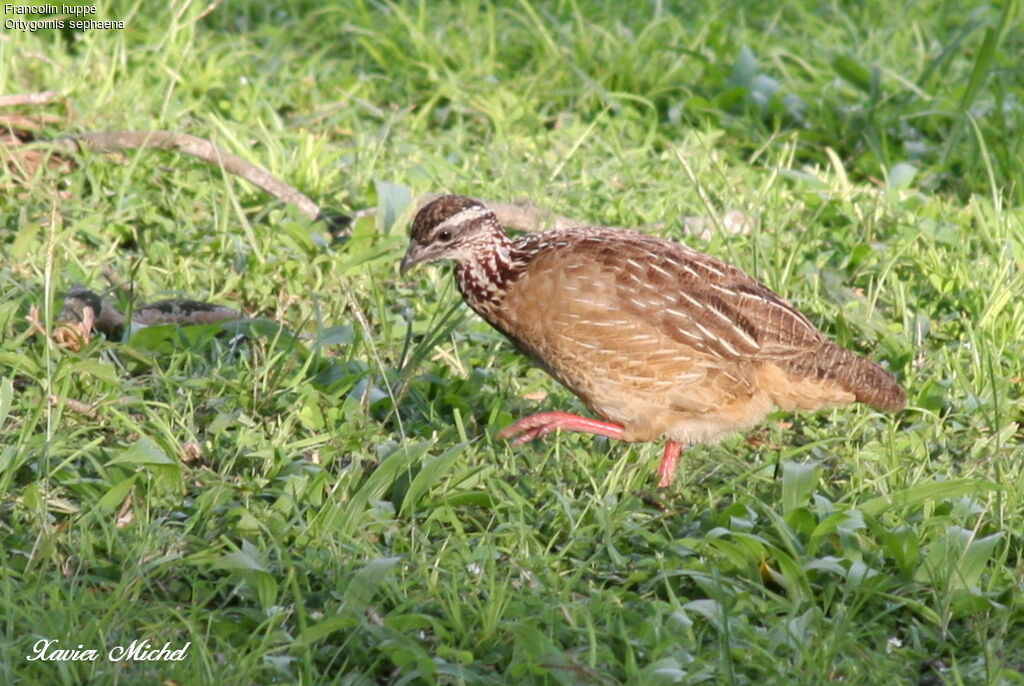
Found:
[496,412,626,446]
[657,441,683,488]
[498,414,682,489]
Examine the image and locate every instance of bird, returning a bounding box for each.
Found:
[400,195,906,487]
[57,286,240,339]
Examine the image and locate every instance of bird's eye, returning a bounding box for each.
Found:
[438,229,453,242]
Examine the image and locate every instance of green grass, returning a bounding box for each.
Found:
[2,0,1023,683]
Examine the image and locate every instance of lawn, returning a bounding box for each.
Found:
[1,1,1022,684]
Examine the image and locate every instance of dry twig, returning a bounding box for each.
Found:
[0,91,60,108]
[38,130,590,233]
[51,131,323,221]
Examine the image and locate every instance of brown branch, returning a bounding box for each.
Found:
[49,395,98,419]
[0,91,60,107]
[46,130,596,234]
[50,130,323,221]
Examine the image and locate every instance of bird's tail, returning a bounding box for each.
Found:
[828,345,907,412]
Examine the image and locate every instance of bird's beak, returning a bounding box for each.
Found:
[400,243,427,276]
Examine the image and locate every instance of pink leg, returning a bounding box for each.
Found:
[498,413,682,488]
[657,441,682,488]
[496,411,625,446]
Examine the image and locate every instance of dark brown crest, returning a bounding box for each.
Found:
[410,195,485,242]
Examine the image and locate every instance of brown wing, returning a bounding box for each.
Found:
[496,228,903,434]
[599,231,824,359]
[599,229,905,411]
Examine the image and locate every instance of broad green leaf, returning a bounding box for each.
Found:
[96,476,136,513]
[298,395,325,431]
[682,599,722,626]
[251,571,279,611]
[781,461,819,514]
[375,629,437,682]
[886,163,918,193]
[859,480,1001,516]
[879,525,921,574]
[509,622,559,676]
[314,442,432,538]
[957,26,999,117]
[107,437,176,466]
[808,510,866,556]
[0,376,13,428]
[917,527,1003,591]
[400,442,469,515]
[227,506,262,535]
[768,545,812,599]
[341,556,400,616]
[728,45,759,88]
[281,217,320,255]
[297,615,360,644]
[314,324,354,348]
[70,359,120,385]
[0,351,40,378]
[705,538,760,571]
[214,542,270,573]
[832,55,871,93]
[375,179,413,234]
[803,556,847,576]
[0,447,16,477]
[637,657,687,685]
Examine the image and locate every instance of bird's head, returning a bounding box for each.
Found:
[400,195,502,275]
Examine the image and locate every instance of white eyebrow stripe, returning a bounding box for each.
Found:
[432,206,491,235]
